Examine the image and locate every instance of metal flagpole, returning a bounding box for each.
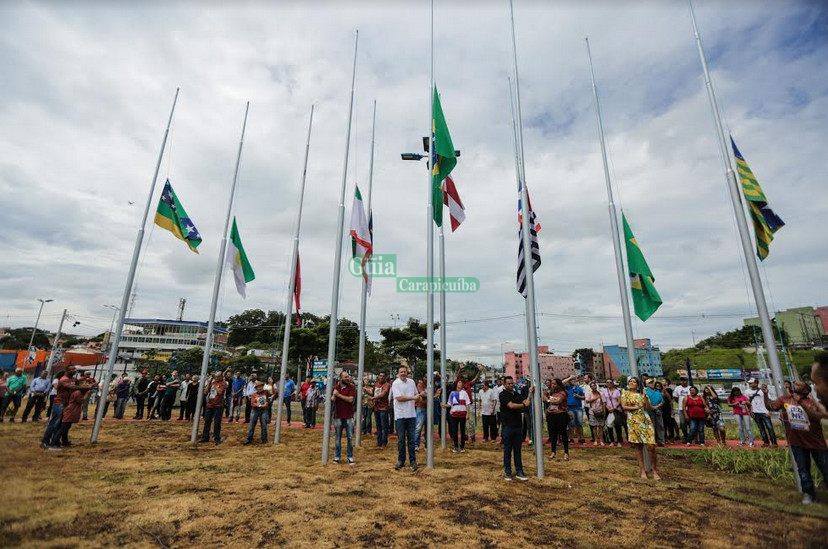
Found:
[321,30,359,465]
[425,0,436,470]
[688,0,799,490]
[586,39,639,378]
[45,309,67,378]
[438,226,447,450]
[688,2,784,394]
[275,105,315,444]
[509,0,544,478]
[91,88,179,443]
[28,300,48,351]
[190,101,250,443]
[355,100,377,447]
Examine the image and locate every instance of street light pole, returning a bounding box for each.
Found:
[28,298,53,351]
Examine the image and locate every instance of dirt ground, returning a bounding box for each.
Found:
[0,418,826,548]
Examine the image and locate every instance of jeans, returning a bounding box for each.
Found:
[482,414,498,441]
[161,394,176,420]
[114,397,128,419]
[790,445,828,497]
[735,414,754,444]
[42,402,65,446]
[664,411,677,441]
[415,408,426,449]
[361,405,372,434]
[502,424,524,476]
[284,398,293,423]
[304,405,317,427]
[678,412,688,441]
[375,410,389,446]
[334,418,354,460]
[448,415,466,449]
[2,393,23,419]
[547,413,569,454]
[246,408,268,443]
[22,394,47,421]
[686,418,705,444]
[568,408,584,428]
[134,395,146,419]
[201,407,223,442]
[395,417,416,465]
[752,413,777,445]
[648,409,665,445]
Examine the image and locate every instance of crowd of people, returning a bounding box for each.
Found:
[2,351,827,502]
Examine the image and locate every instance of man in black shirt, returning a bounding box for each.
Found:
[133,370,150,420]
[499,376,530,481]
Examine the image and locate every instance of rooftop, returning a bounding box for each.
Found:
[124,318,228,334]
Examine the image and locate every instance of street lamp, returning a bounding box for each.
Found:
[28,298,54,351]
[103,304,120,358]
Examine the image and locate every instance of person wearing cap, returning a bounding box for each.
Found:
[745,378,777,447]
[244,380,270,445]
[200,371,227,445]
[644,378,665,446]
[3,368,27,422]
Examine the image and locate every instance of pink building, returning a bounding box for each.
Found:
[504,345,577,383]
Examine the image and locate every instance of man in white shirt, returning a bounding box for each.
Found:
[745,378,778,447]
[244,374,257,423]
[390,366,421,471]
[672,378,691,441]
[478,381,498,442]
[580,374,594,442]
[493,378,505,432]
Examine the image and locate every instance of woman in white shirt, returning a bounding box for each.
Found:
[444,380,470,453]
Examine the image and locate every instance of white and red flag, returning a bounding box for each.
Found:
[442,175,465,232]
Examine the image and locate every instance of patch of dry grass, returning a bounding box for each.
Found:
[0,419,826,548]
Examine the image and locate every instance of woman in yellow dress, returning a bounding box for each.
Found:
[621,376,660,480]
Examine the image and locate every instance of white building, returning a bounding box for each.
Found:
[119,318,229,358]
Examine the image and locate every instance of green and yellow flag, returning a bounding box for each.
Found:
[154,180,202,253]
[623,214,661,321]
[731,137,784,261]
[225,217,255,298]
[432,86,456,226]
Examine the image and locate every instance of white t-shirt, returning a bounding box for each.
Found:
[744,387,769,414]
[390,378,418,419]
[581,384,593,409]
[493,385,504,412]
[673,385,691,411]
[479,388,497,416]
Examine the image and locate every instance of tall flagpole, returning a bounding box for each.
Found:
[438,224,447,449]
[45,309,67,379]
[321,31,359,465]
[509,0,544,478]
[586,38,639,378]
[274,105,315,444]
[91,88,179,443]
[190,102,250,443]
[425,0,436,470]
[688,2,784,395]
[355,100,377,447]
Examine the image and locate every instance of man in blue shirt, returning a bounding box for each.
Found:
[565,376,585,444]
[22,370,51,422]
[283,374,296,425]
[644,378,665,445]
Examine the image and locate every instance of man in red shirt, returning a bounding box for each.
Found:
[244,381,270,445]
[300,376,313,427]
[332,371,356,464]
[764,381,828,504]
[372,373,390,448]
[41,365,85,449]
[200,371,228,445]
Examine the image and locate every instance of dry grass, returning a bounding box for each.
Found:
[1,418,826,548]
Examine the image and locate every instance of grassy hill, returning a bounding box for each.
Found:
[661,347,816,381]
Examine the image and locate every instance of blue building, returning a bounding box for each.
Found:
[602,338,663,378]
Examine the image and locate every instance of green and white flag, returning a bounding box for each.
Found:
[622,214,661,321]
[225,217,255,298]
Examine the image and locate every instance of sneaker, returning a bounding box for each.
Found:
[333,457,340,464]
[515,473,529,481]
[616,443,622,448]
[451,447,459,453]
[347,457,355,465]
[410,463,418,472]
[47,446,62,451]
[801,493,815,505]
[215,439,223,446]
[243,440,252,445]
[504,475,513,482]
[749,442,755,448]
[394,462,404,470]
[459,447,466,453]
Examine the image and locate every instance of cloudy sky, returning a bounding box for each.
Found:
[2,0,826,364]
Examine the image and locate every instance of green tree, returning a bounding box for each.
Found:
[0,328,51,350]
[223,354,263,376]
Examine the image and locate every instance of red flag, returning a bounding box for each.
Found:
[293,254,302,326]
[442,175,465,232]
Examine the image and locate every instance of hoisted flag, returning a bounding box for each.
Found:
[622,214,661,321]
[293,253,302,326]
[349,185,373,292]
[432,86,457,227]
[516,182,540,298]
[225,217,255,298]
[730,137,784,261]
[154,180,202,253]
[442,175,465,232]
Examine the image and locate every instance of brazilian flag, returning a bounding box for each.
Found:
[623,214,661,321]
[154,180,202,253]
[432,86,456,227]
[731,137,784,260]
